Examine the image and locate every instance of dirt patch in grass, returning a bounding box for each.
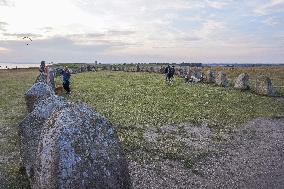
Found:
[129,117,284,189]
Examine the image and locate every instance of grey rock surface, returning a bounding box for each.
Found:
[234,73,250,90]
[205,70,215,83]
[48,68,56,91]
[19,95,67,183]
[33,103,132,189]
[215,71,229,87]
[25,82,55,113]
[35,73,48,84]
[255,76,276,96]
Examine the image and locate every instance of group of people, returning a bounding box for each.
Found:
[164,64,205,84]
[39,61,71,94]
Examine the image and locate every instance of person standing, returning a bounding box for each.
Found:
[61,66,71,94]
[165,65,171,83]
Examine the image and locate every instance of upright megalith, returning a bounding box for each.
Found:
[136,64,140,72]
[19,95,67,182]
[234,73,250,90]
[25,82,55,113]
[205,70,215,83]
[33,103,132,189]
[48,68,56,91]
[35,72,48,84]
[255,76,276,96]
[215,71,229,87]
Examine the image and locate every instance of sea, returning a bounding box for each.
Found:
[0,62,39,69]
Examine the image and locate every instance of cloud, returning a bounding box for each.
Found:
[262,17,281,26]
[107,30,136,36]
[0,0,8,6]
[0,35,142,62]
[0,0,14,6]
[194,20,225,39]
[176,36,203,43]
[2,33,43,38]
[0,21,8,31]
[0,0,283,63]
[0,47,9,53]
[254,0,284,15]
[39,26,54,32]
[206,0,232,9]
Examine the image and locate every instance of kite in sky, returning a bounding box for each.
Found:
[23,36,32,45]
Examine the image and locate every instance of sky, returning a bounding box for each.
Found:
[0,0,284,64]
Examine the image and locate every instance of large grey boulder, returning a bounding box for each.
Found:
[205,70,215,83]
[19,95,67,182]
[215,71,229,87]
[25,82,55,113]
[255,76,276,96]
[33,103,132,189]
[234,73,250,90]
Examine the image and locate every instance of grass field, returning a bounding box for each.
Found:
[67,71,284,127]
[0,69,37,188]
[0,68,284,188]
[65,71,284,163]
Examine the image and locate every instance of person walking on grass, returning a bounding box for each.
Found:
[61,66,71,94]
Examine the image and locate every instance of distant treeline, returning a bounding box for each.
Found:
[52,62,284,68]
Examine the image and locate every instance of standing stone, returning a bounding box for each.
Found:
[87,64,91,71]
[19,96,67,182]
[48,68,56,91]
[136,65,140,72]
[35,72,48,84]
[216,71,229,87]
[81,66,87,72]
[205,70,215,83]
[234,73,250,90]
[194,70,203,80]
[33,103,132,189]
[160,66,165,74]
[25,82,55,113]
[39,61,46,73]
[255,76,276,96]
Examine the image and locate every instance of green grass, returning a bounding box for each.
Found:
[65,71,284,163]
[1,68,284,187]
[0,69,37,188]
[68,71,284,129]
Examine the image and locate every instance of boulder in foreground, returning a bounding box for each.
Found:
[33,103,132,189]
[19,95,67,182]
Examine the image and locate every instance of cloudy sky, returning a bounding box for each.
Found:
[0,0,284,63]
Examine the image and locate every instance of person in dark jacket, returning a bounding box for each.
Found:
[61,66,71,94]
[165,65,171,82]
